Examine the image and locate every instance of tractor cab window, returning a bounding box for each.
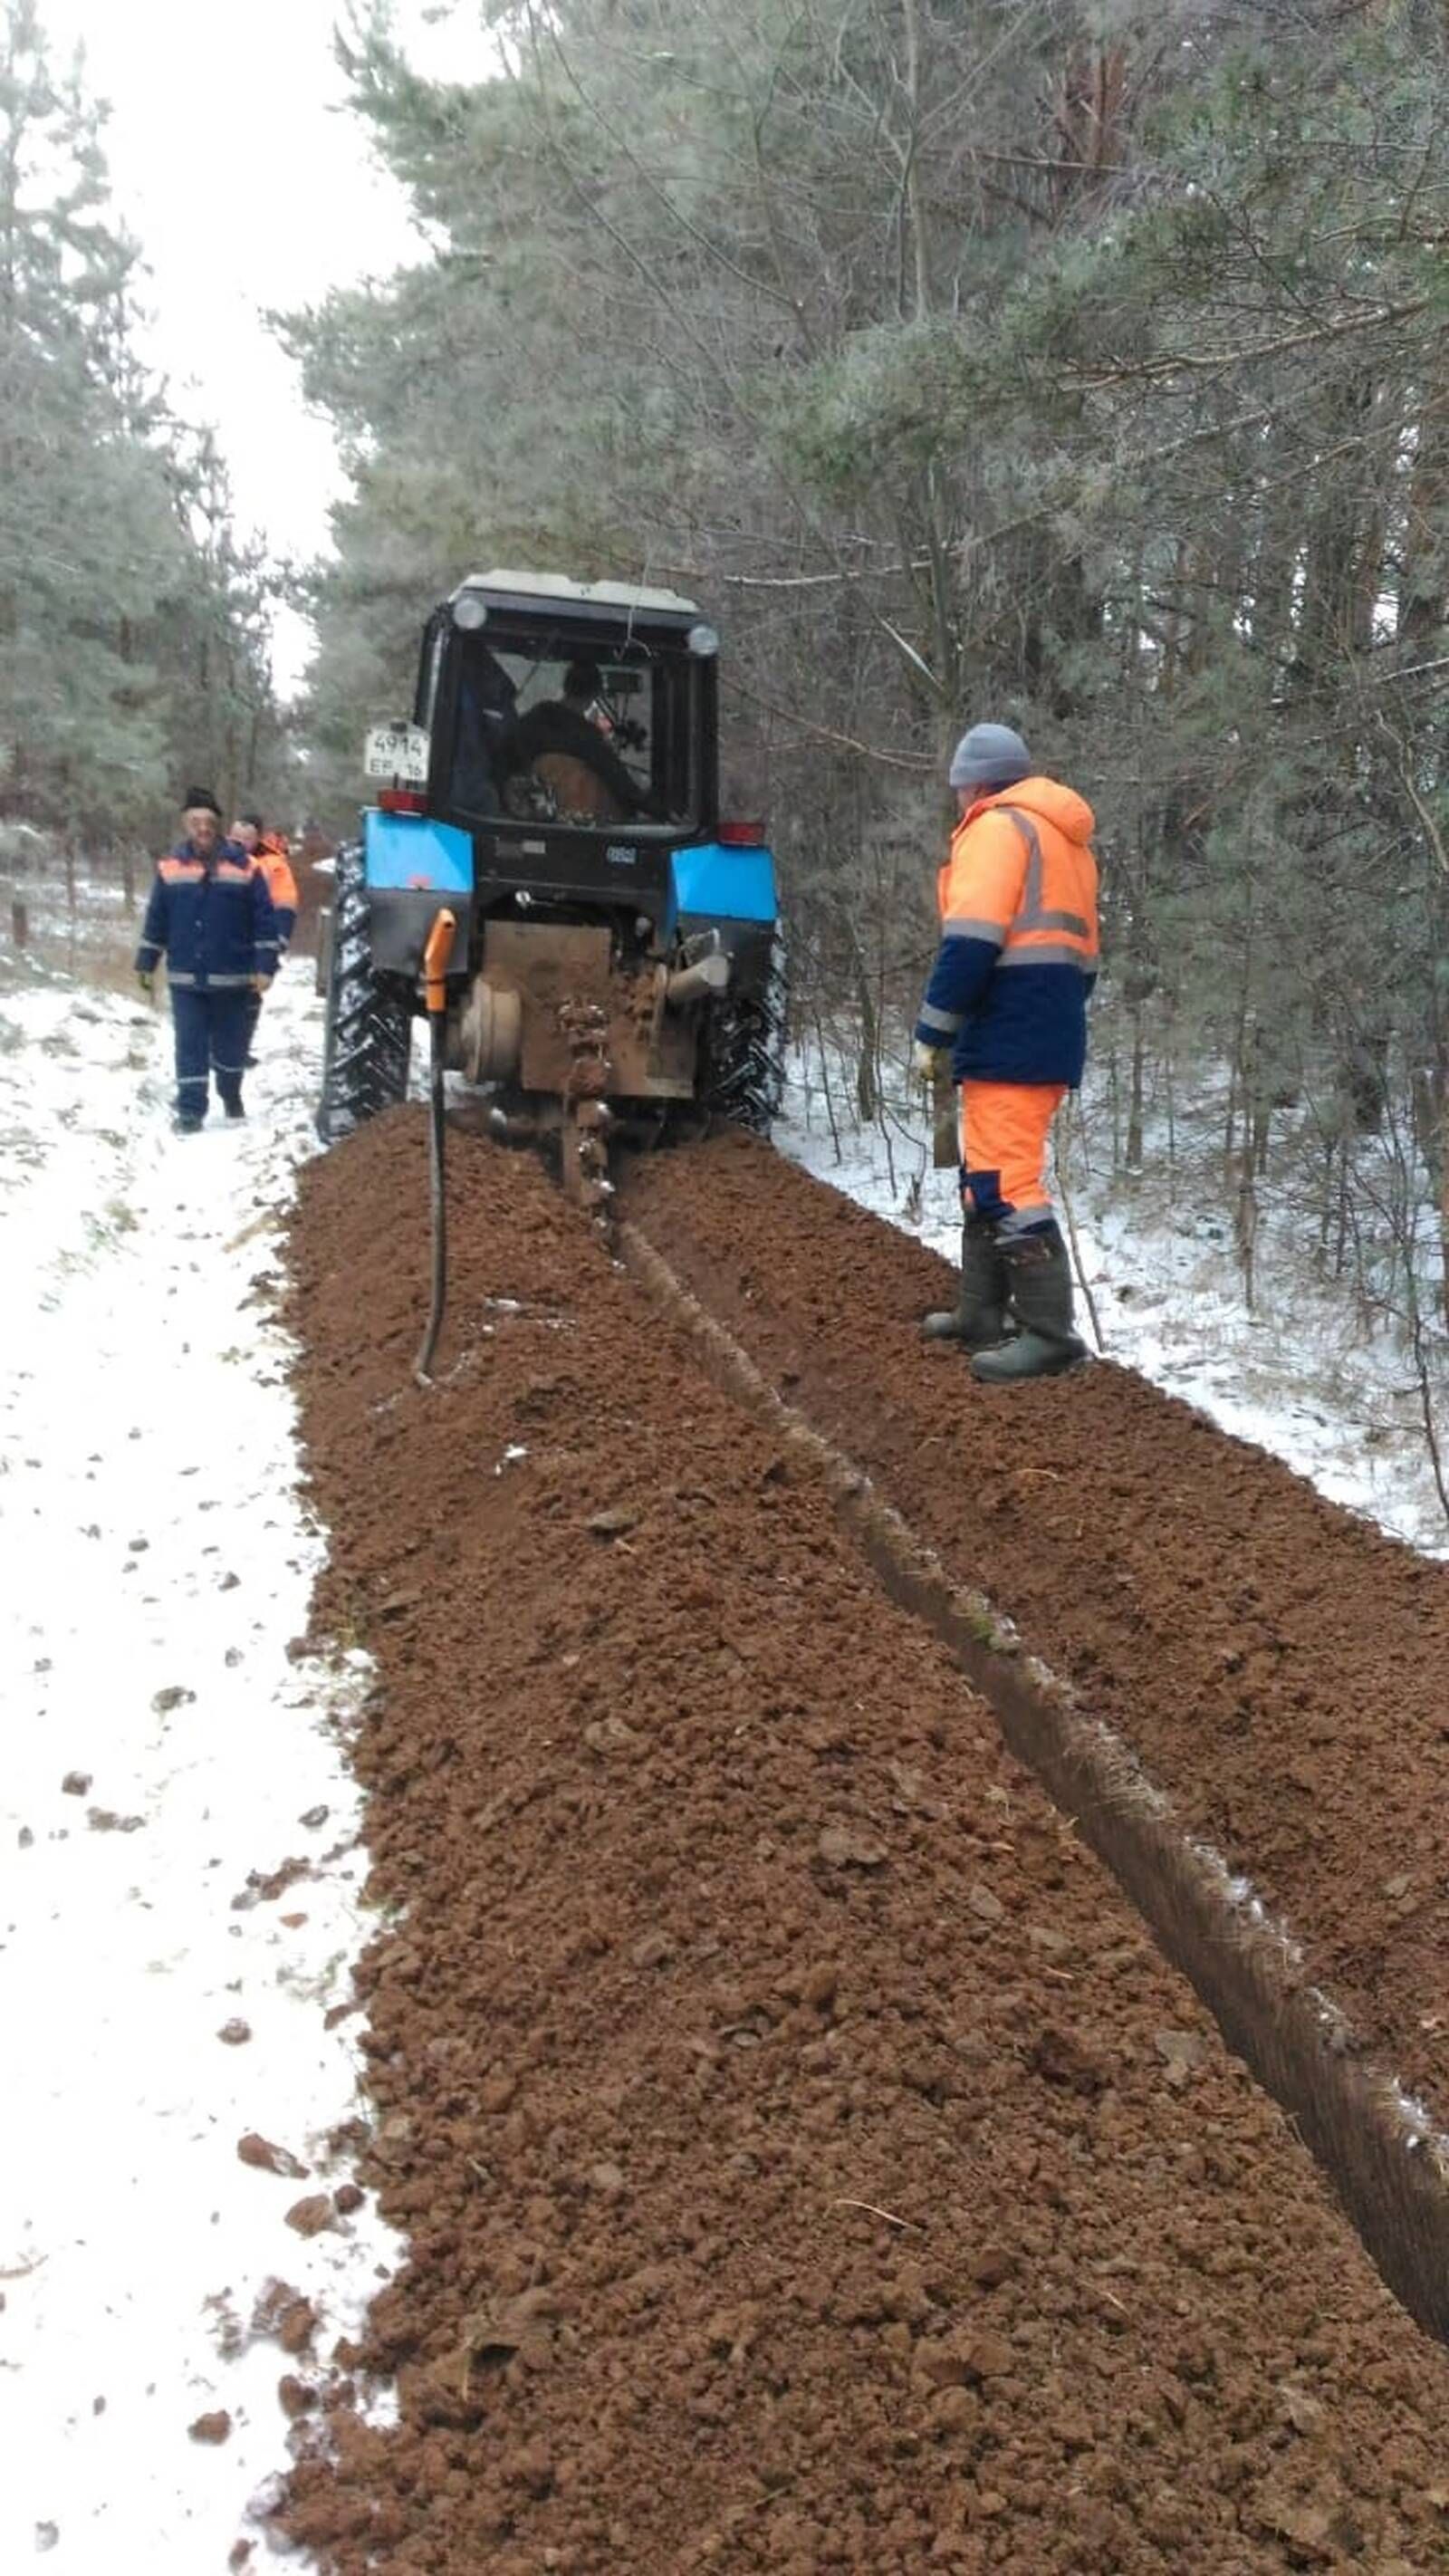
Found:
[446,629,698,831]
[415,618,446,731]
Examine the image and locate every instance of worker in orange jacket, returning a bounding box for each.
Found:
[232,811,299,1063]
[233,812,298,942]
[912,724,1099,1381]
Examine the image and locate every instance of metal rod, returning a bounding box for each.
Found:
[665,952,730,1007]
[1052,1118,1106,1355]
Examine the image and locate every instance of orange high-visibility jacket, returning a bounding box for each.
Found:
[916,777,1099,1085]
[255,834,299,921]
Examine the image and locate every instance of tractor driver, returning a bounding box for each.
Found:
[500,659,661,823]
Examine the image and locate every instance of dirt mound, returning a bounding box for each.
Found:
[628,1131,1449,2109]
[282,1109,1449,2571]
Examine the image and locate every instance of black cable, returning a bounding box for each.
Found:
[415,1011,449,1385]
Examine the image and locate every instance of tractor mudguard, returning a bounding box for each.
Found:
[363,809,475,978]
[669,840,779,1005]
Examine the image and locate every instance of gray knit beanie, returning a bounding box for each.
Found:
[948,723,1031,793]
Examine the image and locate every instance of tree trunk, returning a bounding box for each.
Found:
[853,944,879,1122]
[1401,389,1449,644]
[1126,1004,1145,1173]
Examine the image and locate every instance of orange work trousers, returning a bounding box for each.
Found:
[958,1079,1067,1232]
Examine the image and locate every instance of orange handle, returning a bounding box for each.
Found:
[422,908,456,1014]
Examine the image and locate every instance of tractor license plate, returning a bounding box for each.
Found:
[364,721,430,784]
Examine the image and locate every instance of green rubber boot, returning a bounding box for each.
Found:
[923,1218,1008,1351]
[970,1223,1088,1383]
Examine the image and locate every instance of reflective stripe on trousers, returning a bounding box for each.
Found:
[170,988,252,1120]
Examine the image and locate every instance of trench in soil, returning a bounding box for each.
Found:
[619,1219,1449,2354]
[281,1109,1449,2575]
[627,1130,1449,2121]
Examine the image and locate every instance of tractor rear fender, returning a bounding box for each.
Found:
[362,807,475,983]
[667,839,778,1005]
[667,840,777,937]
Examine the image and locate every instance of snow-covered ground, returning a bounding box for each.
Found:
[0,961,400,2570]
[779,1047,1449,1561]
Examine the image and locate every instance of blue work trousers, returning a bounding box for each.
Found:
[170,986,252,1126]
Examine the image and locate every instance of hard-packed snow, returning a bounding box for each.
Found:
[0,964,400,2571]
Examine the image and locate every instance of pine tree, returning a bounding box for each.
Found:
[0,0,290,850]
[286,0,1449,1300]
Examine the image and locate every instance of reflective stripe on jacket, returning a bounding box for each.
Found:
[915,776,1099,1086]
[135,840,279,989]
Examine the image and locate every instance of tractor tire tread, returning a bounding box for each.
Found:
[316,840,413,1142]
[699,935,788,1136]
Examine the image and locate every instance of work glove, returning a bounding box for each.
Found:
[912,1039,946,1086]
[251,974,273,996]
[136,967,154,999]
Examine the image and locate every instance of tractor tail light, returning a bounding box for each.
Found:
[719,816,766,847]
[379,786,427,815]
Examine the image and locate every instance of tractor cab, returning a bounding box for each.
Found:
[429,572,714,841]
[359,572,770,978]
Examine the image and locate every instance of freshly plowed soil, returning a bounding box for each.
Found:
[283,1110,1449,2573]
[628,1132,1449,2110]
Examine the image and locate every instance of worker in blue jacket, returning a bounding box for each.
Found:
[135,789,279,1132]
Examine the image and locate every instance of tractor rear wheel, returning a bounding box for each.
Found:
[699,934,788,1136]
[315,839,413,1142]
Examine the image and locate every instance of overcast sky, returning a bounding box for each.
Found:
[42,0,491,692]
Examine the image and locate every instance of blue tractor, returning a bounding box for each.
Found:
[316,571,785,1220]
